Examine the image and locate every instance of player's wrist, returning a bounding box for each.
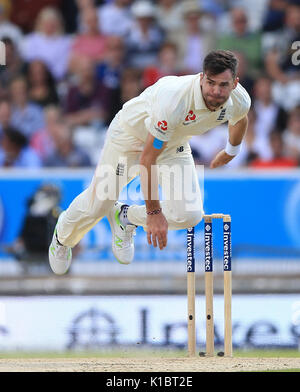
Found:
[146,207,162,216]
[224,140,241,156]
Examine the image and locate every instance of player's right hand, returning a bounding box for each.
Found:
[146,212,168,250]
[210,150,234,168]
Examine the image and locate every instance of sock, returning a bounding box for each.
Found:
[119,205,131,226]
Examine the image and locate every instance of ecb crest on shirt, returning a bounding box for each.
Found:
[183,110,196,125]
[155,120,168,134]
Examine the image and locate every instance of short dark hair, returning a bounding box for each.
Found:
[203,50,238,78]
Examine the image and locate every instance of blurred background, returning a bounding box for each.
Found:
[0,0,300,355]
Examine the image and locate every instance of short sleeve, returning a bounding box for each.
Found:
[145,85,186,142]
[228,84,251,126]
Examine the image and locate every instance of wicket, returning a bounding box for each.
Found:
[187,213,232,358]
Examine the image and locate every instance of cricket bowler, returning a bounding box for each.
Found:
[49,50,251,274]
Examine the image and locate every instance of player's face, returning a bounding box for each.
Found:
[200,70,238,111]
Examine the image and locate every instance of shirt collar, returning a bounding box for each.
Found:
[194,72,234,111]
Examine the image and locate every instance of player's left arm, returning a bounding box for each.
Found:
[210,115,248,168]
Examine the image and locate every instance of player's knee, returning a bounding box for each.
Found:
[171,209,203,228]
[183,209,203,228]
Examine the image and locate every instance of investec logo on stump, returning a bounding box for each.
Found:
[204,223,212,272]
[186,228,194,272]
[223,223,231,271]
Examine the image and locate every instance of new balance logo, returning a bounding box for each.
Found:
[116,163,125,176]
[217,108,226,121]
[115,236,123,248]
[176,146,184,153]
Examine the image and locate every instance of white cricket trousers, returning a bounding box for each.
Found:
[57,113,204,247]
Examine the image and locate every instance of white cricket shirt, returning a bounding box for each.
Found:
[119,73,251,145]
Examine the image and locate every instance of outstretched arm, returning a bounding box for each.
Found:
[210,115,248,168]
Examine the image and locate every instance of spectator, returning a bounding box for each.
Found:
[168,0,216,74]
[125,0,164,69]
[0,0,10,17]
[238,107,260,167]
[0,126,42,167]
[217,7,262,77]
[283,105,300,161]
[0,98,11,135]
[10,77,45,139]
[97,0,133,37]
[0,3,23,52]
[250,130,298,168]
[119,68,142,102]
[10,0,61,33]
[43,122,91,167]
[233,51,255,99]
[190,110,252,169]
[20,7,73,81]
[0,37,25,95]
[142,41,184,88]
[30,105,62,160]
[64,57,111,128]
[77,0,96,13]
[96,36,126,90]
[200,0,226,19]
[262,0,287,32]
[239,0,270,33]
[25,60,59,108]
[190,124,228,166]
[251,75,282,160]
[69,6,108,71]
[226,107,260,168]
[61,0,87,34]
[107,67,142,123]
[95,35,126,123]
[156,0,183,36]
[75,0,100,32]
[264,1,300,111]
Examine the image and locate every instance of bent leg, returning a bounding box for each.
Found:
[57,120,142,248]
[57,177,116,248]
[127,151,204,230]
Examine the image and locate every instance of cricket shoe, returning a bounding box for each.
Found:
[48,214,72,275]
[107,202,136,264]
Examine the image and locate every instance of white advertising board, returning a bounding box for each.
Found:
[0,294,299,351]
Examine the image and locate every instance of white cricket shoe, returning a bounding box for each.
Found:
[48,216,72,275]
[107,202,136,264]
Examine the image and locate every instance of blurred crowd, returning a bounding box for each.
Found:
[0,0,299,169]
